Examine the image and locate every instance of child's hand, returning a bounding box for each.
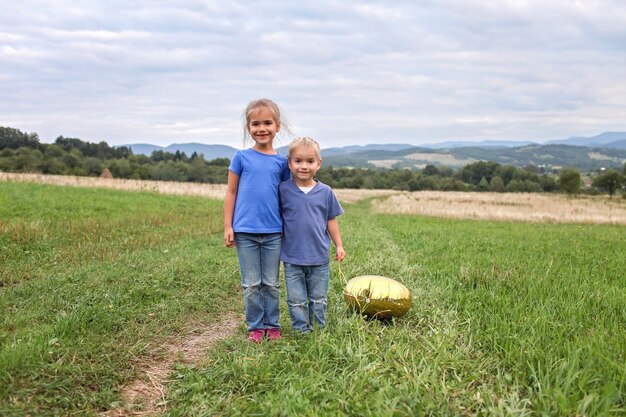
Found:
[224,228,235,248]
[335,246,346,262]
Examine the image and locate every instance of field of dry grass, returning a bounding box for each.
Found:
[0,172,228,199]
[0,172,398,204]
[3,172,625,224]
[373,190,626,225]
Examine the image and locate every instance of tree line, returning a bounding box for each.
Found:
[0,127,229,183]
[1,126,625,196]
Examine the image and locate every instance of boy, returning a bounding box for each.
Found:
[279,137,346,334]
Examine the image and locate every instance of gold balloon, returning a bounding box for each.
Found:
[343,275,412,319]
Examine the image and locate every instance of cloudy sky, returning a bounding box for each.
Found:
[2,0,626,149]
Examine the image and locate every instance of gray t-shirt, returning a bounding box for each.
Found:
[279,179,343,265]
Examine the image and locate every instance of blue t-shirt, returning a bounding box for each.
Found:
[279,179,344,265]
[229,148,290,233]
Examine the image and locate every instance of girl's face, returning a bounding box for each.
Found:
[247,106,280,148]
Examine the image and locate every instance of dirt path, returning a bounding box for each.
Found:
[103,312,242,416]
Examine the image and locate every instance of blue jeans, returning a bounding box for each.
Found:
[284,262,330,333]
[235,233,282,331]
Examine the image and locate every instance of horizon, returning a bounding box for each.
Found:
[40,130,625,151]
[3,2,626,149]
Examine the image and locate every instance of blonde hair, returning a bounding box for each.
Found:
[242,98,294,146]
[288,137,321,160]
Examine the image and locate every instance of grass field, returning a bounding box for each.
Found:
[1,180,625,416]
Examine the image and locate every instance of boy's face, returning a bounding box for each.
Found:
[288,145,322,185]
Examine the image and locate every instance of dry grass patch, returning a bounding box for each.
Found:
[1,173,228,200]
[0,173,399,204]
[373,191,626,225]
[7,173,623,224]
[367,159,402,169]
[333,188,399,203]
[405,152,477,166]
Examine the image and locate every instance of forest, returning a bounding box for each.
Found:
[1,126,625,196]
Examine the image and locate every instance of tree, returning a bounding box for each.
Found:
[187,157,210,182]
[422,164,439,176]
[208,157,230,167]
[437,166,454,177]
[458,161,500,185]
[62,151,81,169]
[505,179,524,192]
[0,127,42,150]
[495,165,516,186]
[83,157,103,176]
[559,168,581,195]
[522,180,543,192]
[416,175,438,190]
[55,136,130,159]
[12,148,42,172]
[593,169,624,198]
[478,176,490,191]
[490,176,505,192]
[538,175,558,192]
[523,164,539,174]
[439,177,468,191]
[108,158,133,178]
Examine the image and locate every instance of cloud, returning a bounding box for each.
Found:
[1,0,625,149]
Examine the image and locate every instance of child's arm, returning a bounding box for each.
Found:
[327,218,345,261]
[224,171,239,248]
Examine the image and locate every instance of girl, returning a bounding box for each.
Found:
[224,98,292,343]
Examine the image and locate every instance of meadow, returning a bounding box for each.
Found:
[0,179,625,416]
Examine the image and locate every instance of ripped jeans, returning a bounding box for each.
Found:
[235,233,282,331]
[283,262,330,333]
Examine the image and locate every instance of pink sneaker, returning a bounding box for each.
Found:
[248,329,264,343]
[266,328,282,341]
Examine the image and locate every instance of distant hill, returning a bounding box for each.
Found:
[418,132,626,149]
[121,131,626,170]
[275,143,414,157]
[125,142,237,160]
[125,143,163,155]
[321,143,415,156]
[546,132,626,147]
[420,140,538,149]
[603,139,626,149]
[165,143,237,159]
[322,144,626,171]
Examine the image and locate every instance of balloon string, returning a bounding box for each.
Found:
[337,263,349,285]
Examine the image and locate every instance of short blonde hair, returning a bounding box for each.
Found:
[288,137,321,160]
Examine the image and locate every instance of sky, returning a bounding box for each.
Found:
[2,0,626,150]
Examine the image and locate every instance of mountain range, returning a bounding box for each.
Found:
[417,132,626,149]
[126,143,236,160]
[123,132,626,171]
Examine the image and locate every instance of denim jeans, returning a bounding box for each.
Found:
[283,262,330,333]
[234,233,282,331]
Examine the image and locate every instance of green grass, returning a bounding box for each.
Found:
[0,182,242,415]
[1,182,624,416]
